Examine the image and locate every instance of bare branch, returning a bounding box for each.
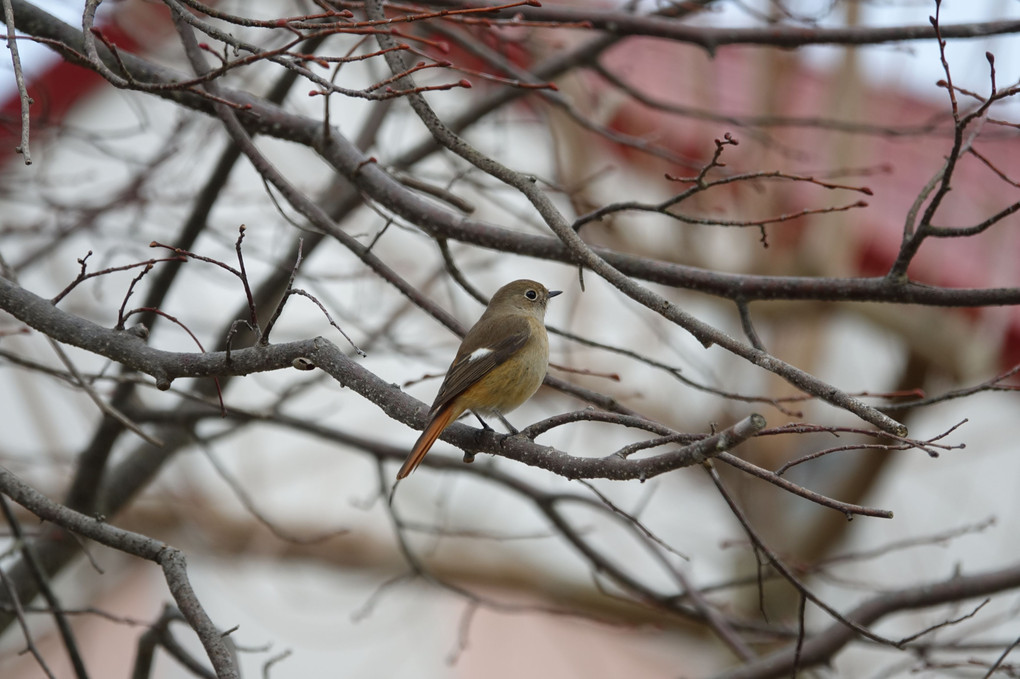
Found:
[0,467,239,679]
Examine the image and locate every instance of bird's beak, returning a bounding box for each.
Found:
[548,290,563,299]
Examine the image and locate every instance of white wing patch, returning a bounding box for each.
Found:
[467,347,493,362]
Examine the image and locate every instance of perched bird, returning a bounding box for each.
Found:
[397,280,561,479]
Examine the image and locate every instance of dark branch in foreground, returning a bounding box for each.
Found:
[0,467,238,679]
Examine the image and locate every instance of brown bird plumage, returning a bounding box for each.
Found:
[397,280,561,479]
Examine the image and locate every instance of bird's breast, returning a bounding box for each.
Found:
[461,321,548,415]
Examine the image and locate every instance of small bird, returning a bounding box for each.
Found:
[397,279,561,479]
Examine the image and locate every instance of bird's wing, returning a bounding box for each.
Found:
[429,315,531,415]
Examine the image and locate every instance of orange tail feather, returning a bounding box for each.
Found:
[397,406,457,479]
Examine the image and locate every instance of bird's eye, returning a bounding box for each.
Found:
[525,289,538,300]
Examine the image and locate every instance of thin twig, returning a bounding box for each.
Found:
[2,0,32,163]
